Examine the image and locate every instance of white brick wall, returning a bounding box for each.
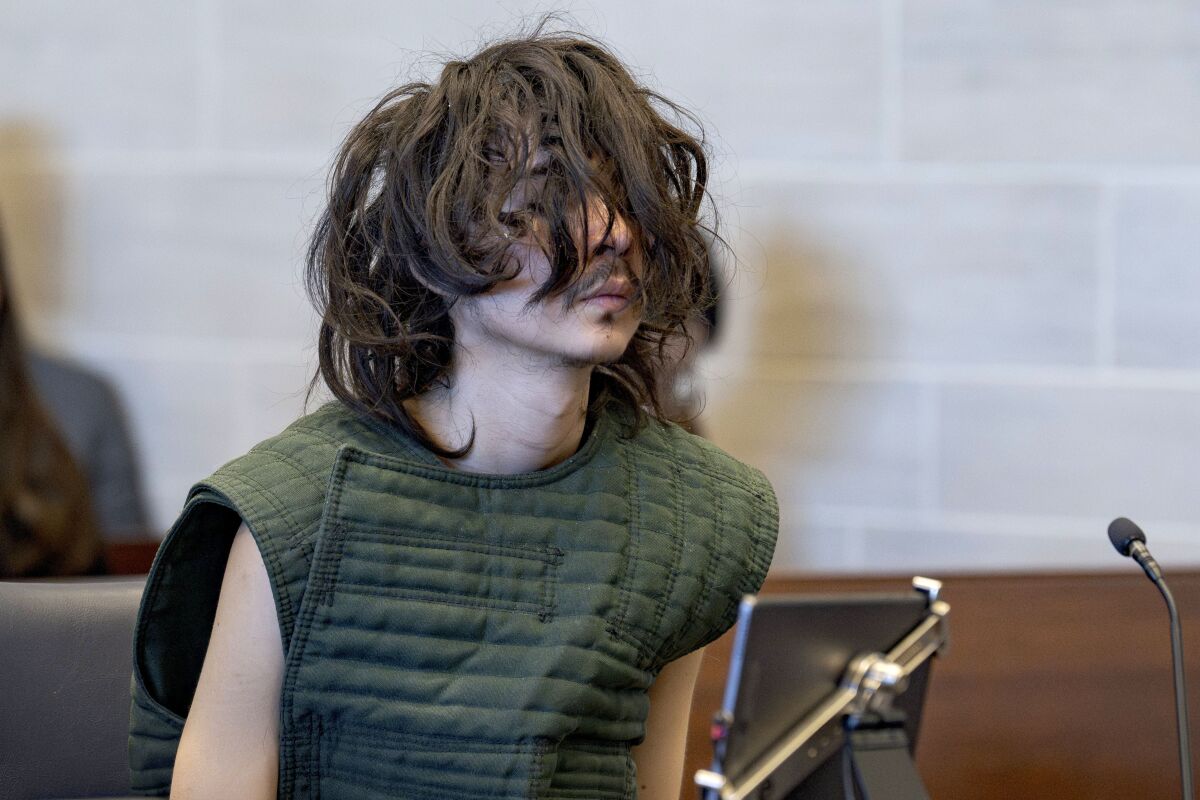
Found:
[2,1,1198,573]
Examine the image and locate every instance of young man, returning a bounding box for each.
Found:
[129,21,778,800]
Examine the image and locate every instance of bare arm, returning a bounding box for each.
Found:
[170,522,283,800]
[630,646,706,800]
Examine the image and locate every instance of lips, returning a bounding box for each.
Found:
[580,276,633,303]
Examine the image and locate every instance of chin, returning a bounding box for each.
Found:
[558,334,636,369]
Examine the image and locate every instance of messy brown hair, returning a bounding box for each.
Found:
[0,222,103,577]
[306,15,721,457]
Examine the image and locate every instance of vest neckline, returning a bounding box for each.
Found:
[341,398,621,486]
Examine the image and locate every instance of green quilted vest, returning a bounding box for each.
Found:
[128,399,778,799]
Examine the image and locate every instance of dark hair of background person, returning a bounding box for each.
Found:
[0,222,105,577]
[305,14,726,458]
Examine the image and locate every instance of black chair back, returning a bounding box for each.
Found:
[0,577,146,800]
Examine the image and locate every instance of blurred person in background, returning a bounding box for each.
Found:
[26,339,149,542]
[0,223,106,577]
[0,210,149,548]
[659,244,723,436]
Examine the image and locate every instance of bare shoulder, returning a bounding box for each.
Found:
[170,522,283,799]
[214,521,283,660]
[199,522,283,682]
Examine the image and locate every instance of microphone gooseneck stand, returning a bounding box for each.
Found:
[1159,576,1194,800]
[1108,517,1195,800]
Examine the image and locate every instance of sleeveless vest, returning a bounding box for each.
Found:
[128,400,778,799]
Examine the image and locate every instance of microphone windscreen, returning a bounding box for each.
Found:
[1108,517,1146,557]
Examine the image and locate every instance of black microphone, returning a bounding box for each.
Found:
[1108,517,1194,800]
[1109,516,1164,582]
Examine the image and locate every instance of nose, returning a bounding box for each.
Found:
[576,192,633,261]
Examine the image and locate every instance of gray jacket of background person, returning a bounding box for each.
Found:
[28,352,149,541]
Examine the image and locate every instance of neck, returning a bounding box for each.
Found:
[404,345,594,475]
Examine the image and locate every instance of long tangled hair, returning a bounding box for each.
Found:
[0,225,102,577]
[306,17,722,458]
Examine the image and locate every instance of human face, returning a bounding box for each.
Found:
[450,151,644,369]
